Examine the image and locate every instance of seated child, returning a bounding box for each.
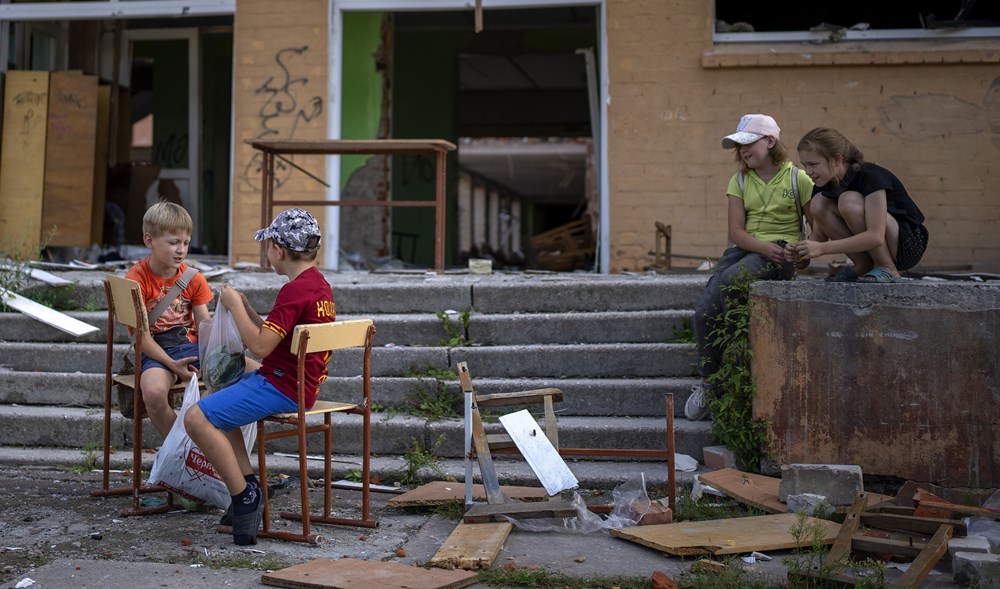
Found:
[126,201,212,438]
[184,208,334,545]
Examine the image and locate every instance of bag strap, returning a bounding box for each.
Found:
[148,266,199,326]
[791,166,806,238]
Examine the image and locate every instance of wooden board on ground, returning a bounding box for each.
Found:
[387,480,548,507]
[610,513,840,556]
[464,499,576,524]
[261,558,478,589]
[430,521,512,569]
[0,71,49,249]
[699,469,892,514]
[43,72,98,247]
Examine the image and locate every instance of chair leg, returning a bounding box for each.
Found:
[255,421,323,544]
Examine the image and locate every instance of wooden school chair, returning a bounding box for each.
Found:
[457,361,677,520]
[91,274,202,516]
[249,319,378,544]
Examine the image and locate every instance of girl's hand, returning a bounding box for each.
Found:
[794,240,825,260]
[782,242,799,263]
[763,242,786,264]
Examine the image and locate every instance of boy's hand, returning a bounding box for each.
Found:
[219,284,241,310]
[783,242,802,264]
[793,240,825,261]
[763,242,785,264]
[170,356,200,381]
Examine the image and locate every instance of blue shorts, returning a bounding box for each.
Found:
[197,371,297,432]
[141,341,200,374]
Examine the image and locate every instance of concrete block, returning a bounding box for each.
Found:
[702,445,736,470]
[778,464,863,506]
[953,552,1000,588]
[949,535,992,560]
[786,493,833,516]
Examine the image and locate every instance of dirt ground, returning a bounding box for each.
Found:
[0,465,430,585]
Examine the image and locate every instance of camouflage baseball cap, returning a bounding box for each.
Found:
[254,208,322,253]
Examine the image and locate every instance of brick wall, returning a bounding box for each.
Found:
[231,0,329,264]
[605,0,1000,273]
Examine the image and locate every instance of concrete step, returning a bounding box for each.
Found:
[0,446,704,491]
[0,405,713,461]
[18,270,706,315]
[0,372,697,418]
[0,341,698,378]
[0,309,693,346]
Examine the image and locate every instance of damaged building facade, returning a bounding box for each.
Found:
[0,0,997,273]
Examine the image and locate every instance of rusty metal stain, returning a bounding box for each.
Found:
[752,292,1000,488]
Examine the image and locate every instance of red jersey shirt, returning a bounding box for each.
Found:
[259,266,335,407]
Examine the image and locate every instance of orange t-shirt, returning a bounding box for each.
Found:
[125,258,213,343]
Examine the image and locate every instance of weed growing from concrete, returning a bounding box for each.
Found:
[704,266,770,471]
[399,435,451,485]
[675,558,772,589]
[672,316,695,342]
[436,309,472,347]
[410,381,461,420]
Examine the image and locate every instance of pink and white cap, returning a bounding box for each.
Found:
[721,114,780,148]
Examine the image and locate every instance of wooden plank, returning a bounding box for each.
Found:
[499,409,577,495]
[463,499,576,524]
[913,488,1000,518]
[387,480,547,508]
[860,512,966,537]
[609,513,840,556]
[0,288,98,337]
[91,84,111,246]
[698,469,893,514]
[430,521,512,569]
[261,558,478,589]
[0,71,49,250]
[42,72,98,247]
[849,535,924,559]
[893,524,952,589]
[475,389,563,406]
[826,492,868,565]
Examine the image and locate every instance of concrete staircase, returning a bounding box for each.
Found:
[0,269,713,489]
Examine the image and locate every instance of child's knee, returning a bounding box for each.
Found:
[183,404,206,432]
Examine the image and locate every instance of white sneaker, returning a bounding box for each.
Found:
[685,381,711,421]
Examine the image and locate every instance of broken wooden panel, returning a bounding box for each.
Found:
[430,521,512,569]
[610,513,840,556]
[698,468,892,514]
[0,71,49,250]
[386,480,546,508]
[750,281,1000,489]
[43,72,98,247]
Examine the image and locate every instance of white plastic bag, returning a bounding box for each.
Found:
[147,378,258,508]
[148,377,231,509]
[199,299,246,392]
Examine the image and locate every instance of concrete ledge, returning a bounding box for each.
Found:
[751,281,1000,488]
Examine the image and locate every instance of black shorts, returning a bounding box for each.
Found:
[895,221,928,272]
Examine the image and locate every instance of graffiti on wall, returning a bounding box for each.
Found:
[241,46,324,191]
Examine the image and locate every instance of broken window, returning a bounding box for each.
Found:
[715,0,1000,39]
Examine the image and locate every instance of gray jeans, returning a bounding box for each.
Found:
[693,245,795,382]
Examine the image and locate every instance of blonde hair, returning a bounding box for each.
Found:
[143,201,193,237]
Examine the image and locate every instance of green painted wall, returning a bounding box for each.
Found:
[340,12,384,185]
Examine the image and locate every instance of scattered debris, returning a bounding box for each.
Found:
[387,480,547,508]
[0,288,98,336]
[262,558,478,589]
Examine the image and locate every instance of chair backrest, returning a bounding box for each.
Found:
[105,274,148,333]
[290,319,375,355]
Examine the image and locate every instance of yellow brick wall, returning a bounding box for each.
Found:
[606,0,1000,273]
[231,0,329,264]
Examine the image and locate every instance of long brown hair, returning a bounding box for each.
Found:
[797,127,865,186]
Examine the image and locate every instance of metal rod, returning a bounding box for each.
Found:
[666,394,676,513]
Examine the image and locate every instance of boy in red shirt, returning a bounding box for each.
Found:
[126,202,212,438]
[184,208,335,545]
